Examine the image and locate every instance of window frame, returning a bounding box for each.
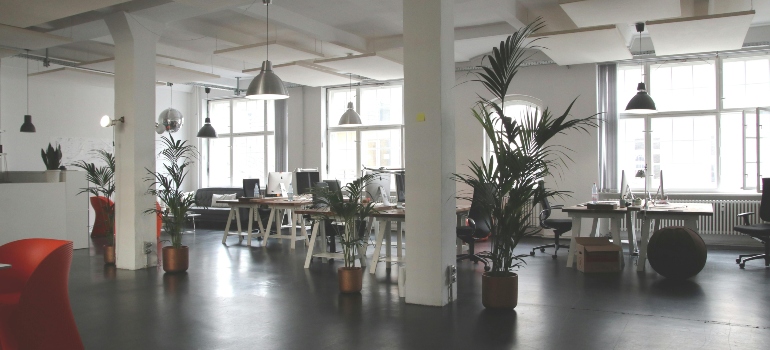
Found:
[325,82,405,185]
[483,94,544,161]
[617,55,770,193]
[200,97,275,188]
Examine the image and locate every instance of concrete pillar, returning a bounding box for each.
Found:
[403,0,456,306]
[106,12,160,270]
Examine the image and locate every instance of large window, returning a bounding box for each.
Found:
[327,84,404,185]
[484,95,543,161]
[201,98,275,187]
[617,56,770,192]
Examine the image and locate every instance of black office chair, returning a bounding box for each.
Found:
[531,182,572,259]
[323,180,341,194]
[308,182,339,253]
[734,177,770,269]
[456,184,492,271]
[242,178,273,235]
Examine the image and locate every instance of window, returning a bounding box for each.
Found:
[616,56,770,193]
[484,95,543,161]
[327,85,404,185]
[200,98,275,187]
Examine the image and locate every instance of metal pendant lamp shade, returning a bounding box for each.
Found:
[245,61,289,100]
[197,87,217,138]
[20,115,36,132]
[625,22,656,114]
[338,102,361,125]
[625,83,657,114]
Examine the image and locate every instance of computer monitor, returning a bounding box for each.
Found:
[395,172,405,203]
[364,171,391,204]
[266,172,292,197]
[654,170,667,203]
[294,170,320,195]
[323,179,341,193]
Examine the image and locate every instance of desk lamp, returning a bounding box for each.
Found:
[635,165,648,210]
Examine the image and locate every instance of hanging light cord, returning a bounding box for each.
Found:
[26,52,29,115]
[266,1,270,60]
[639,26,643,84]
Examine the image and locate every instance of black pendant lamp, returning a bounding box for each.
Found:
[625,22,656,114]
[20,51,36,132]
[197,87,217,138]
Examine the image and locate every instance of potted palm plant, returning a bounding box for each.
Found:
[72,150,116,264]
[41,143,62,182]
[144,134,198,273]
[311,174,377,293]
[454,19,597,309]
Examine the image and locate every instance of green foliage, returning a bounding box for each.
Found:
[310,174,378,268]
[144,134,199,249]
[72,150,116,245]
[41,143,62,170]
[454,18,598,273]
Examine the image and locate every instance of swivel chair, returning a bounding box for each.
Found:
[734,177,770,268]
[531,182,572,259]
[456,184,492,271]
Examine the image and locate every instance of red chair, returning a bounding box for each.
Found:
[156,202,163,239]
[0,239,84,350]
[89,196,114,237]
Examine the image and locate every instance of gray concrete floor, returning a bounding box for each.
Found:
[70,228,770,350]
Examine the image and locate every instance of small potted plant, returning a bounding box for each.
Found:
[454,19,597,309]
[145,134,198,273]
[311,174,377,293]
[72,150,116,264]
[41,143,62,182]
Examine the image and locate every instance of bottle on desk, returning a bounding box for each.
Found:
[253,184,260,198]
[591,182,598,204]
[287,184,294,201]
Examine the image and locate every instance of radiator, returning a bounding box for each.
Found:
[620,199,761,235]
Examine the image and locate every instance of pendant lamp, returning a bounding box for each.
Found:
[197,87,217,138]
[20,51,36,133]
[157,82,183,134]
[246,0,289,100]
[625,23,656,114]
[338,73,361,125]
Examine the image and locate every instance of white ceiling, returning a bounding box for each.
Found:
[1,0,770,87]
[647,10,755,56]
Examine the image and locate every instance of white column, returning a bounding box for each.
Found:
[106,12,159,270]
[403,0,456,306]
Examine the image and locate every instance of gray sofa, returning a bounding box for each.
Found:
[189,187,248,227]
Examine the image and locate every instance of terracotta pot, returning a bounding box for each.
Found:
[103,245,116,265]
[162,246,189,273]
[338,267,363,293]
[482,272,518,309]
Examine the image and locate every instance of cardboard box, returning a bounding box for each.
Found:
[575,237,622,273]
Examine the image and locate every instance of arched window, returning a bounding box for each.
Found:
[484,94,544,160]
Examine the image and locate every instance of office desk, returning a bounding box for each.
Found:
[295,208,370,269]
[562,205,636,268]
[259,197,313,249]
[0,264,10,270]
[218,197,312,248]
[368,205,471,274]
[636,203,713,271]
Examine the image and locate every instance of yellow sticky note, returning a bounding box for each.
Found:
[416,113,425,122]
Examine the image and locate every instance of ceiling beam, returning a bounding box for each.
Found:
[236,2,368,53]
[372,21,517,52]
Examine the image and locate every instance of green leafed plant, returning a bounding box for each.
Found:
[41,143,62,170]
[144,134,198,249]
[72,150,116,245]
[454,18,598,274]
[310,174,378,268]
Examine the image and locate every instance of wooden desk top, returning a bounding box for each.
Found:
[562,202,713,216]
[295,205,470,218]
[218,197,313,206]
[0,263,10,270]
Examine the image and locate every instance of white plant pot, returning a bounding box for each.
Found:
[45,170,61,183]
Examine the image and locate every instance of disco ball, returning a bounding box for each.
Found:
[157,108,184,134]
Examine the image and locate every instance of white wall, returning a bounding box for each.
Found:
[0,57,195,191]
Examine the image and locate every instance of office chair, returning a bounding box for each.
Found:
[531,181,572,259]
[308,182,339,253]
[456,184,492,271]
[734,177,770,269]
[242,178,261,197]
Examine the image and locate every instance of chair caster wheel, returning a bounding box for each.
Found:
[540,248,545,253]
[736,258,741,264]
[484,266,490,272]
[530,251,535,256]
[552,255,557,260]
[739,263,745,269]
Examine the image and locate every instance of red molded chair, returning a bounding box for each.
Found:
[156,202,163,238]
[0,239,84,350]
[89,196,114,237]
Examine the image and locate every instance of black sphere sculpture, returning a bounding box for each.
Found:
[648,226,707,279]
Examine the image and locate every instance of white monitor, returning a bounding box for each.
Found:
[619,170,627,205]
[654,170,667,203]
[364,171,391,204]
[267,172,292,197]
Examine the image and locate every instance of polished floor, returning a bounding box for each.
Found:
[70,228,770,350]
